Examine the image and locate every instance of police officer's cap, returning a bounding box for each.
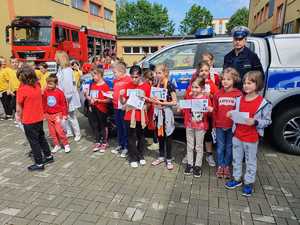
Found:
[231,26,250,38]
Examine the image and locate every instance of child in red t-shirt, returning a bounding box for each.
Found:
[43,74,70,153]
[213,68,242,178]
[180,77,213,177]
[225,71,272,197]
[85,67,111,153]
[201,52,220,87]
[120,65,151,168]
[16,64,53,171]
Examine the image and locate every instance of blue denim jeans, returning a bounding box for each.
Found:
[115,109,128,150]
[216,128,233,167]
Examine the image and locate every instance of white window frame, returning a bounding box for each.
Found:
[104,8,113,21]
[72,0,83,10]
[90,2,100,16]
[123,46,159,55]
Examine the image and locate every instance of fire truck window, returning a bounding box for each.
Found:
[64,29,70,41]
[55,27,65,42]
[72,31,79,42]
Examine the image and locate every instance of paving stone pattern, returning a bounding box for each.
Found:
[0,116,299,225]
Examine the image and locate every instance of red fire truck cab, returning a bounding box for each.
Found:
[6,16,116,73]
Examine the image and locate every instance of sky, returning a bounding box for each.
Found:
[142,0,250,32]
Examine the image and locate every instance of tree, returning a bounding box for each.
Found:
[226,7,249,34]
[116,0,175,35]
[179,4,213,35]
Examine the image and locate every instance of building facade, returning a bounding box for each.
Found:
[0,0,116,59]
[117,35,195,66]
[248,0,300,34]
[212,18,229,35]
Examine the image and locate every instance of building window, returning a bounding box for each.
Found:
[124,47,131,54]
[72,0,83,10]
[123,46,159,54]
[90,2,100,16]
[276,4,284,27]
[150,46,158,53]
[268,0,275,18]
[104,8,113,20]
[284,22,294,33]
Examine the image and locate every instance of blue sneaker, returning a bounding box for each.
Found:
[242,184,253,197]
[225,179,242,189]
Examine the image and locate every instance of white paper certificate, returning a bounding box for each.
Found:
[126,95,145,110]
[179,100,192,109]
[231,111,250,124]
[127,89,144,97]
[150,87,167,101]
[89,90,99,99]
[191,99,209,112]
[102,91,113,99]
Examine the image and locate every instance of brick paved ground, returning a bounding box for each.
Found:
[0,115,299,225]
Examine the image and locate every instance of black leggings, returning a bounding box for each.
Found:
[88,106,108,144]
[0,92,13,116]
[158,132,173,160]
[127,122,145,162]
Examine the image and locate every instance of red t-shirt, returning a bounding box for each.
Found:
[17,83,44,124]
[185,79,218,99]
[182,94,211,130]
[89,82,110,113]
[113,75,132,109]
[43,88,68,116]
[234,95,263,142]
[124,82,151,122]
[213,88,242,128]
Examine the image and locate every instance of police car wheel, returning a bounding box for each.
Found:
[272,107,300,155]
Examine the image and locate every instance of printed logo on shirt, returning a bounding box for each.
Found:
[219,97,236,106]
[192,111,203,122]
[47,96,57,107]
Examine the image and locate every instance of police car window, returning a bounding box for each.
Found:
[149,44,197,70]
[274,38,300,66]
[198,42,255,68]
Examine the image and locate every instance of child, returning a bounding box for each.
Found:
[225,71,272,197]
[35,63,49,91]
[144,69,159,151]
[43,74,70,153]
[151,64,177,170]
[120,65,151,168]
[213,68,242,178]
[71,60,82,88]
[16,64,53,171]
[181,77,213,177]
[85,67,110,152]
[111,62,132,157]
[201,52,220,87]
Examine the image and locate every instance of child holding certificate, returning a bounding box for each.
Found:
[213,68,242,178]
[120,65,151,168]
[150,64,177,170]
[180,77,213,177]
[225,71,272,197]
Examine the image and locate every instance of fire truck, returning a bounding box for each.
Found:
[6,16,116,73]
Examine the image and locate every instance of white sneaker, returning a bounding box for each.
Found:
[74,135,81,142]
[139,159,146,166]
[51,145,61,153]
[206,155,216,167]
[130,162,138,168]
[120,149,128,158]
[64,145,71,153]
[148,143,159,150]
[111,146,122,154]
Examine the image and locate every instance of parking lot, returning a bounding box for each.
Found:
[0,116,299,225]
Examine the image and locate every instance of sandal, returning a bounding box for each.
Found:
[151,158,164,166]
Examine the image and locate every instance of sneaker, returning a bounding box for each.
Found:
[166,161,174,170]
[64,145,71,153]
[51,145,61,153]
[223,166,231,179]
[139,159,146,166]
[148,143,159,150]
[43,156,54,165]
[181,155,188,164]
[184,164,193,175]
[66,133,74,138]
[130,161,138,168]
[6,115,13,121]
[28,164,44,171]
[111,146,122,154]
[206,154,216,167]
[99,143,108,153]
[151,158,164,166]
[225,179,243,189]
[74,135,81,142]
[120,149,128,158]
[216,166,224,178]
[242,184,254,197]
[193,166,202,178]
[93,143,101,152]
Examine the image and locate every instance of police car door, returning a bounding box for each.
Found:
[147,43,199,99]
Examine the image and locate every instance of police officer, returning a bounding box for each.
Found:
[223,26,264,89]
